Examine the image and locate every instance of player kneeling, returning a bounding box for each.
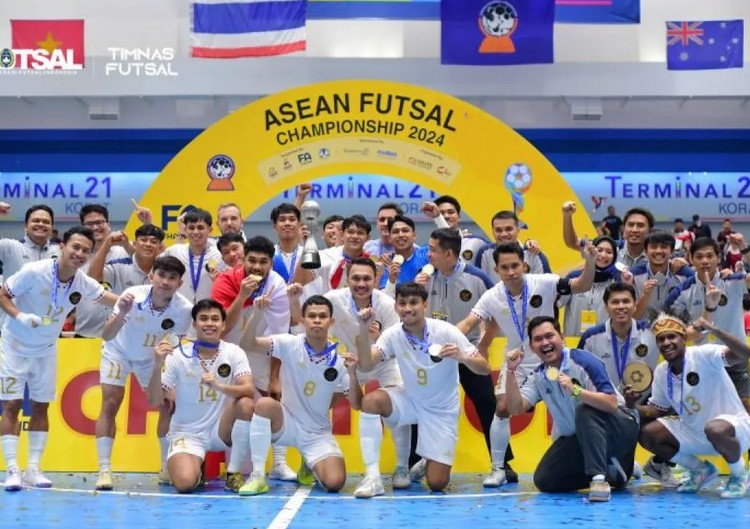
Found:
[147,299,254,493]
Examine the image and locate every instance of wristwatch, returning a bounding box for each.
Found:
[571,385,583,399]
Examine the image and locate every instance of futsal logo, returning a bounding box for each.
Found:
[0,48,15,69]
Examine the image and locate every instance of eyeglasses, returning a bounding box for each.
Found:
[83,220,108,228]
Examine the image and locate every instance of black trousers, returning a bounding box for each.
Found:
[409,365,503,466]
[533,404,639,492]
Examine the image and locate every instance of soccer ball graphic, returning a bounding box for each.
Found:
[207,155,235,180]
[480,2,518,38]
[505,163,532,193]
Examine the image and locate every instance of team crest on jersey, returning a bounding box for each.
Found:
[459,289,472,302]
[718,294,728,307]
[69,292,82,305]
[324,367,338,381]
[635,344,648,357]
[529,295,542,308]
[686,372,700,386]
[217,363,231,378]
[462,249,474,261]
[161,318,175,330]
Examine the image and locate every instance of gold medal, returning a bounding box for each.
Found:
[545,366,560,381]
[41,316,52,326]
[623,362,653,393]
[162,333,180,349]
[393,254,405,265]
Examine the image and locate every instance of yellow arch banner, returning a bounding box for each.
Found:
[128,80,594,273]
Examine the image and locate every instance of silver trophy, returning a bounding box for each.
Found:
[300,200,321,269]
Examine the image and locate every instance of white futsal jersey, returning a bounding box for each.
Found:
[162,341,251,437]
[270,334,349,433]
[105,285,193,362]
[374,318,477,413]
[649,345,749,433]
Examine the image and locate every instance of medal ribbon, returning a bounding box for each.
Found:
[303,339,338,367]
[506,281,528,345]
[611,327,632,383]
[188,250,206,298]
[667,357,685,415]
[52,261,74,310]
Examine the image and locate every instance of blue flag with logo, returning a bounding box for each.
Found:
[667,20,743,70]
[441,0,555,65]
[555,0,639,24]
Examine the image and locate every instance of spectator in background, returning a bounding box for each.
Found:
[322,215,344,249]
[689,214,712,240]
[599,206,623,241]
[716,218,736,256]
[673,218,694,257]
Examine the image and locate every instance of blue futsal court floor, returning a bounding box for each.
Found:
[1,472,749,528]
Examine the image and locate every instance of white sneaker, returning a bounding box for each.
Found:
[631,461,643,480]
[483,466,507,488]
[392,466,411,489]
[409,459,427,483]
[643,457,682,489]
[269,462,297,481]
[22,467,52,488]
[4,467,22,492]
[95,469,114,491]
[354,475,385,499]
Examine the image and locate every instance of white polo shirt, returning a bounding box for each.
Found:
[475,243,550,284]
[1,259,104,357]
[161,243,222,304]
[74,245,129,338]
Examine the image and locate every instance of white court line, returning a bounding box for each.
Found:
[36,486,540,501]
[266,487,311,529]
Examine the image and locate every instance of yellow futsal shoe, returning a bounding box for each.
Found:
[225,472,245,493]
[239,472,269,496]
[95,469,114,491]
[158,466,172,485]
[297,461,315,487]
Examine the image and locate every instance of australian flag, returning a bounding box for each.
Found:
[667,20,744,70]
[441,0,555,65]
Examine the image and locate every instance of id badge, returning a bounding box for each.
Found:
[431,311,448,321]
[579,310,597,333]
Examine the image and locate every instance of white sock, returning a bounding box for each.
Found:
[489,416,510,469]
[27,431,47,469]
[227,420,250,474]
[592,474,605,482]
[250,416,272,476]
[728,459,747,477]
[671,452,702,471]
[359,412,383,478]
[391,425,411,469]
[272,444,288,467]
[1,435,20,470]
[96,437,114,471]
[158,437,168,469]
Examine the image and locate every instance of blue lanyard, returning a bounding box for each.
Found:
[52,261,74,310]
[179,340,219,359]
[506,281,528,345]
[188,250,206,297]
[137,287,153,311]
[250,278,267,301]
[303,339,338,366]
[273,246,298,284]
[667,359,685,415]
[403,324,430,355]
[611,327,632,383]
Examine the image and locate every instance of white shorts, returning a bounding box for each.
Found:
[100,346,154,388]
[272,406,343,467]
[658,414,750,456]
[167,422,228,461]
[382,386,458,466]
[494,362,533,396]
[0,349,56,403]
[356,358,402,387]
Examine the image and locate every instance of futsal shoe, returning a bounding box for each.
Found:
[588,477,611,502]
[21,467,52,488]
[631,461,643,480]
[225,472,245,493]
[270,461,298,481]
[678,461,718,493]
[354,475,385,499]
[95,469,114,491]
[643,457,681,489]
[482,466,507,488]
[409,459,427,482]
[720,470,750,499]
[503,463,519,483]
[239,472,269,496]
[3,467,22,492]
[297,461,315,487]
[391,466,411,489]
[158,467,172,485]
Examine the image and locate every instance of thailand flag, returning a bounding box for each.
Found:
[191,0,307,58]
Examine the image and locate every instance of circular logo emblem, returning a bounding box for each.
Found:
[217,363,231,378]
[635,344,648,357]
[718,294,728,307]
[480,2,519,39]
[206,155,235,191]
[459,289,472,302]
[529,295,543,308]
[324,367,338,381]
[69,292,82,305]
[462,249,474,261]
[686,372,700,386]
[318,148,330,159]
[161,318,175,330]
[0,48,15,69]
